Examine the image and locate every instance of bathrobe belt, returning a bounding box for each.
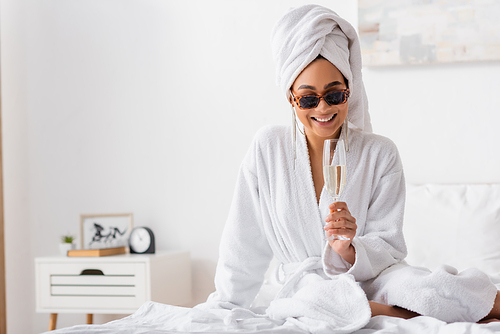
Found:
[275,256,323,299]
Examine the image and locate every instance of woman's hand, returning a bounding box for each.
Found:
[324,201,357,264]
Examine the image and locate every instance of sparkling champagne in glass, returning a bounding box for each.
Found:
[323,138,349,241]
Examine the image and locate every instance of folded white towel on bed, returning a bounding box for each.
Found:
[267,273,371,334]
[198,257,371,333]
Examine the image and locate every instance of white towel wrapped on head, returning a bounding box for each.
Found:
[270,4,372,132]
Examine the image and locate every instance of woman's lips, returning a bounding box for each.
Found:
[312,114,336,126]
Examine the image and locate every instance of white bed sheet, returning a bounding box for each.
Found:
[45,301,500,334]
[46,184,500,334]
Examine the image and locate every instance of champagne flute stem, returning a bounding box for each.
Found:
[330,197,339,213]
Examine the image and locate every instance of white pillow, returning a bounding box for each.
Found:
[404,183,500,279]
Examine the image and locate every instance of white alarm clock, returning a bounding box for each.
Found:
[129,226,155,254]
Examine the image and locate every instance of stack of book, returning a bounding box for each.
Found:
[67,246,126,257]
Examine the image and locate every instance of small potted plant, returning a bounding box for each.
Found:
[59,234,76,256]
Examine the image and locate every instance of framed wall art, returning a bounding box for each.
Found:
[358,0,500,66]
[80,213,133,250]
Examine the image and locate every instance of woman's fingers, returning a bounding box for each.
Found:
[325,211,356,225]
[323,219,356,230]
[326,227,356,242]
[325,226,356,239]
[329,201,351,215]
[326,228,352,237]
[325,201,357,243]
[326,202,355,223]
[323,218,358,232]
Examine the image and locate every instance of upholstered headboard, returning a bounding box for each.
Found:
[404,183,500,281]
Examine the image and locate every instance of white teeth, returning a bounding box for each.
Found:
[314,114,335,122]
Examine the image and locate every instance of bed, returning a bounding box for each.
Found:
[46,183,500,334]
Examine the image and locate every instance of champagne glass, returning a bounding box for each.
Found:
[323,138,349,241]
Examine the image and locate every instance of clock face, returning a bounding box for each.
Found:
[129,228,151,253]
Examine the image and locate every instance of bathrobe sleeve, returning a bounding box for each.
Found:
[202,135,274,309]
[324,137,407,282]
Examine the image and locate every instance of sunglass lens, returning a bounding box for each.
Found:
[324,91,345,105]
[299,96,319,109]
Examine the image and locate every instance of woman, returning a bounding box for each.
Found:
[199,4,500,331]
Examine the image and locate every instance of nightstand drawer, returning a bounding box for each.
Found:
[35,251,192,315]
[38,262,147,311]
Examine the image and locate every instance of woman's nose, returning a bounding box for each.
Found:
[316,97,331,112]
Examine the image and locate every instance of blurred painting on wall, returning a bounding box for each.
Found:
[358,0,500,66]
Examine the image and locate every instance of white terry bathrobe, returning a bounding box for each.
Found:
[202,124,497,331]
[199,3,498,332]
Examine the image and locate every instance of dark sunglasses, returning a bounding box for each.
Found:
[290,89,350,109]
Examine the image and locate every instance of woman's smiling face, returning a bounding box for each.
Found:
[290,58,348,140]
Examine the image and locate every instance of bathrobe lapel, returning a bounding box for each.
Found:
[290,126,348,255]
[284,128,327,259]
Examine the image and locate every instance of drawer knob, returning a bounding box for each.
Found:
[80,269,104,276]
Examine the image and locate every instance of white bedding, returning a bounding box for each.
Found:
[46,301,500,334]
[46,183,500,334]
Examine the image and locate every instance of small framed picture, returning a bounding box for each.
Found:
[80,213,133,250]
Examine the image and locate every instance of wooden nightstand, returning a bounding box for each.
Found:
[35,250,191,331]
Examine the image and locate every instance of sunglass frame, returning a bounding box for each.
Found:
[291,89,350,109]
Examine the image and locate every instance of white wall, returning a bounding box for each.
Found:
[364,62,500,184]
[2,0,500,333]
[1,1,356,333]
